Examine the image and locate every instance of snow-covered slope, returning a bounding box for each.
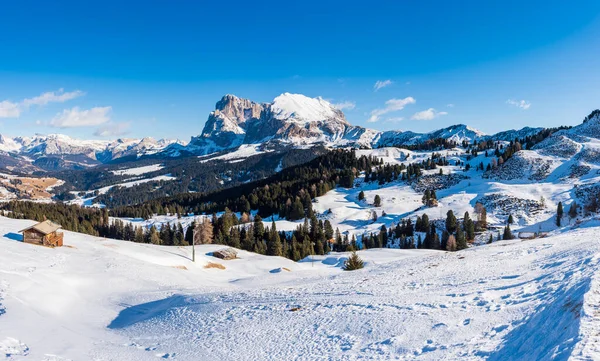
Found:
[2,216,600,360]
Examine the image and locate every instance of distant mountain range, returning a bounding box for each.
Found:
[0,93,548,172]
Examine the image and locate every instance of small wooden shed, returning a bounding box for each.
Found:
[20,220,64,247]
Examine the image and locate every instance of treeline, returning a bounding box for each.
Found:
[111,149,384,220]
[361,205,489,251]
[385,138,460,151]
[2,196,498,261]
[50,147,325,208]
[0,201,191,246]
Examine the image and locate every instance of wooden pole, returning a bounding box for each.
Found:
[192,219,196,262]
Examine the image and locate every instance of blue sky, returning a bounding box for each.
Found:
[1,1,599,140]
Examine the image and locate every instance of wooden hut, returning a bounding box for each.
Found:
[20,220,64,247]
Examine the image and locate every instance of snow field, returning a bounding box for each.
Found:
[2,215,600,359]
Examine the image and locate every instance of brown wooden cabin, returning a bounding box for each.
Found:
[20,220,64,247]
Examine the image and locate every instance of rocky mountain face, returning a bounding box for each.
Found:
[187,93,353,155]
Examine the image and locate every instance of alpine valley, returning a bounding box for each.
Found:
[0,93,549,204]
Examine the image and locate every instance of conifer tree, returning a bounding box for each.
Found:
[446,210,457,233]
[569,202,578,221]
[358,191,365,201]
[253,215,264,242]
[267,220,282,256]
[324,220,334,240]
[374,194,382,207]
[290,235,301,261]
[343,251,364,271]
[503,225,513,240]
[456,224,467,250]
[507,214,514,224]
[556,201,563,227]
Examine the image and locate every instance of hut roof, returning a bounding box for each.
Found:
[20,220,62,235]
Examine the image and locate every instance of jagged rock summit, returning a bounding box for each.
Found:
[188,93,354,154]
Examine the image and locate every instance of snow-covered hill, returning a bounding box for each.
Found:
[2,216,600,360]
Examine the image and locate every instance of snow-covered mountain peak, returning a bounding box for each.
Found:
[271,93,347,125]
[429,124,486,143]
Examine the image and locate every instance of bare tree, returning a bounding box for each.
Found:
[193,217,214,245]
[474,202,487,230]
[446,235,457,252]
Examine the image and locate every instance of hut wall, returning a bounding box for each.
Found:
[44,231,64,247]
[23,229,44,245]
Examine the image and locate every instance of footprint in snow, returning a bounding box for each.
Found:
[0,337,29,357]
[156,352,175,358]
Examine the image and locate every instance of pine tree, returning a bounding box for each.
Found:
[290,235,301,261]
[267,220,283,256]
[374,194,382,207]
[456,224,467,250]
[228,226,241,248]
[358,191,365,201]
[556,201,563,227]
[445,210,457,233]
[503,225,513,240]
[253,215,264,242]
[343,251,364,271]
[507,214,514,224]
[324,220,334,240]
[569,202,578,221]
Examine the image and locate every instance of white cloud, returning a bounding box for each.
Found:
[373,80,393,91]
[94,122,131,137]
[22,88,85,107]
[447,103,455,108]
[0,101,21,118]
[506,99,531,110]
[0,89,85,118]
[410,108,448,121]
[50,106,112,128]
[332,101,356,111]
[368,97,416,122]
[386,117,404,123]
